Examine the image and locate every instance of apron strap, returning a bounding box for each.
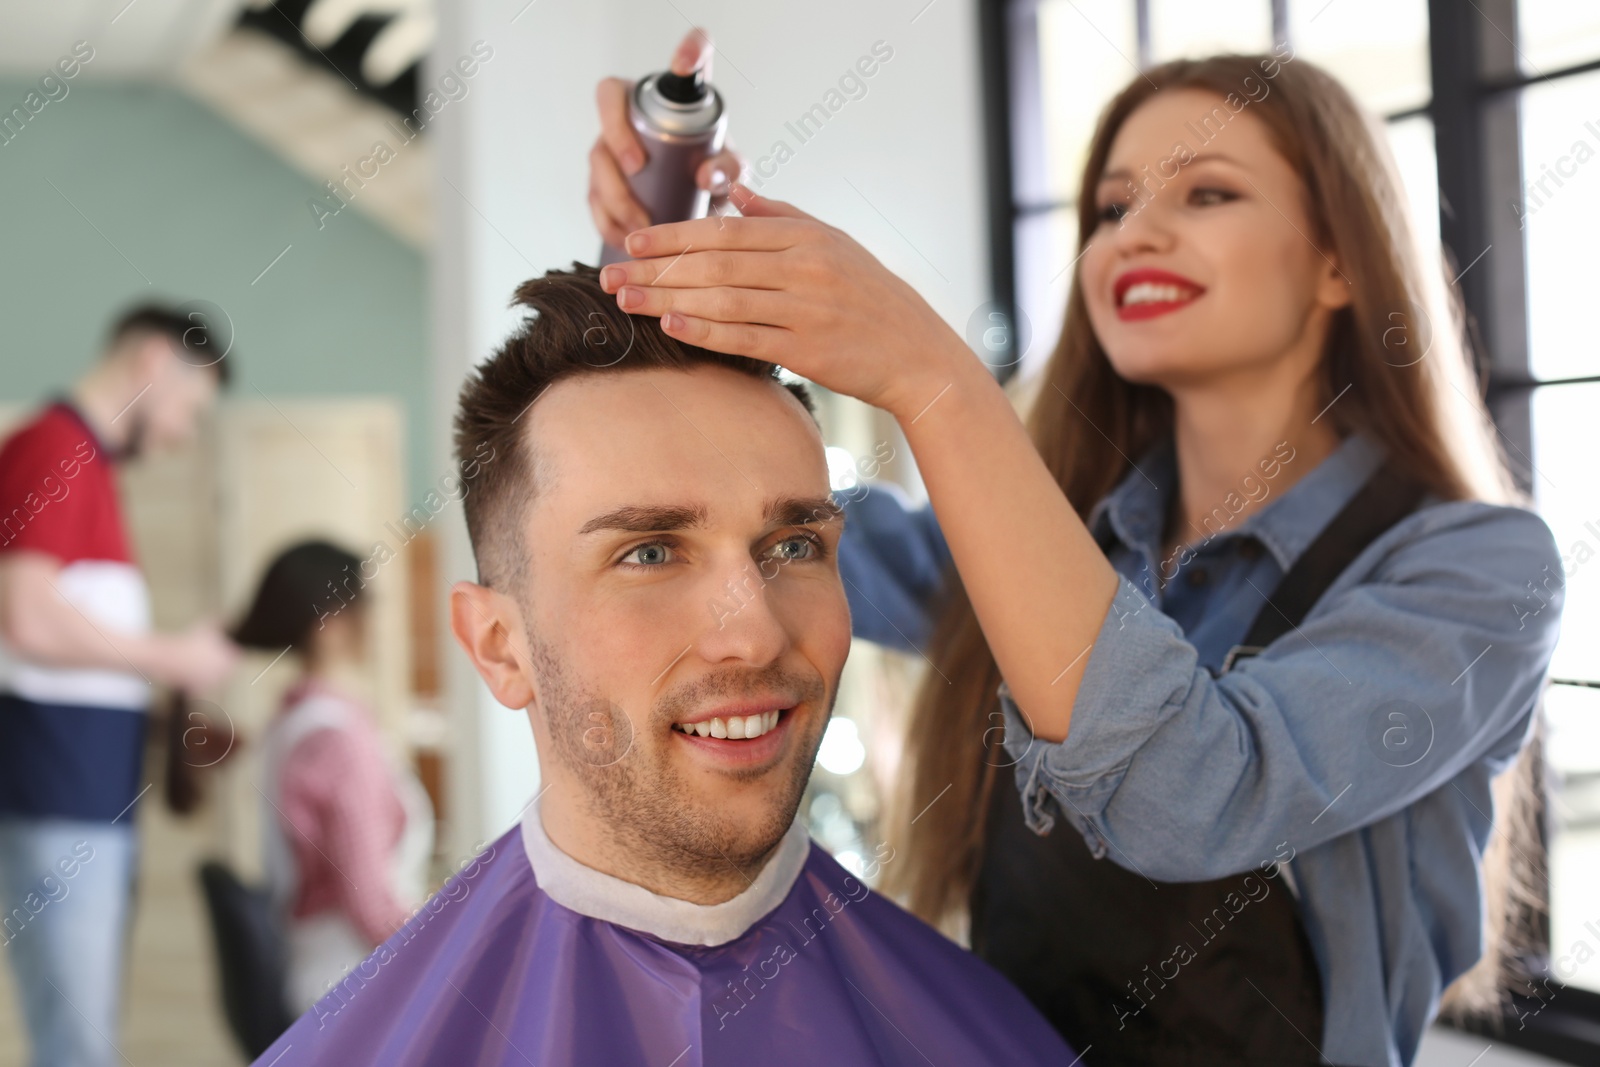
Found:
[1222,464,1426,672]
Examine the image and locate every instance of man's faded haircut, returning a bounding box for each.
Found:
[454,262,816,591]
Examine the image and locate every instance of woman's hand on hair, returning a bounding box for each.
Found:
[590,28,745,249]
[598,183,977,421]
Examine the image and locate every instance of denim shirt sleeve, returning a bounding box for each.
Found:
[836,482,953,654]
[1000,501,1564,881]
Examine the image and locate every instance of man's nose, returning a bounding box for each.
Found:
[695,559,790,667]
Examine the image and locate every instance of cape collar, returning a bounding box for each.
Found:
[519,795,811,947]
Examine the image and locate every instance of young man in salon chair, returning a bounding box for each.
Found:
[252,265,1074,1066]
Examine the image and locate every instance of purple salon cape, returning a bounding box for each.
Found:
[252,798,1075,1066]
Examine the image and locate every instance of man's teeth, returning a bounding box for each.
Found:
[1121,281,1196,306]
[673,710,782,740]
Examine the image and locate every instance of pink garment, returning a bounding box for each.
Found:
[274,677,409,946]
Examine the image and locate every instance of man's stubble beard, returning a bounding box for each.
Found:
[528,632,832,882]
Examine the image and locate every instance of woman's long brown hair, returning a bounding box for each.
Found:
[881,53,1535,1012]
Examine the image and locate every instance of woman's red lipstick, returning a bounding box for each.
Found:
[1113,267,1206,321]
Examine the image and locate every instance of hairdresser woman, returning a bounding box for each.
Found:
[589,33,1562,1067]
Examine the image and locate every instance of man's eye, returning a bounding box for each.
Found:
[765,535,820,563]
[621,542,675,567]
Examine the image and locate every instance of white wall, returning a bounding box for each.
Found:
[429,0,992,855]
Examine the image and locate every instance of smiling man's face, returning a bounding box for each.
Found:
[456,362,850,899]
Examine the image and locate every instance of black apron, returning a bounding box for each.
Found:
[969,465,1424,1066]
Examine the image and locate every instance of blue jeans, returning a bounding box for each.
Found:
[0,817,137,1067]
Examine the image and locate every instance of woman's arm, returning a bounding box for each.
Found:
[603,193,1118,742]
[1000,502,1563,879]
[890,352,1119,734]
[837,483,953,653]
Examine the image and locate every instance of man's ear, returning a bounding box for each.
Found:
[449,581,537,710]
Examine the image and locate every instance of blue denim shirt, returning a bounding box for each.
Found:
[836,433,1563,1067]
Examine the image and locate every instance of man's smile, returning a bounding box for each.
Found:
[668,704,800,769]
[671,708,782,739]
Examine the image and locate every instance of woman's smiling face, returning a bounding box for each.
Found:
[1078,88,1350,391]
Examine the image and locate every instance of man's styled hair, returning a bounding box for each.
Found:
[106,303,234,387]
[454,263,816,590]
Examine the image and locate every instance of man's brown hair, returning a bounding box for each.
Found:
[454,262,815,590]
[107,303,233,386]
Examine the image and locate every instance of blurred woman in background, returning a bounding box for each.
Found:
[232,540,433,1014]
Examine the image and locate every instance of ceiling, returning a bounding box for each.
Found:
[0,0,435,248]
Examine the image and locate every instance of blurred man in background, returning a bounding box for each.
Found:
[0,306,239,1067]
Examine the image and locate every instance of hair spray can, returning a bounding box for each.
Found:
[599,68,727,267]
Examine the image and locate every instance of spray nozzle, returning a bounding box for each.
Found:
[654,68,707,105]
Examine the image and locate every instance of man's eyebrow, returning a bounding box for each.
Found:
[769,495,845,529]
[576,496,846,537]
[578,503,708,536]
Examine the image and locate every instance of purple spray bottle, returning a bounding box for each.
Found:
[599,66,727,267]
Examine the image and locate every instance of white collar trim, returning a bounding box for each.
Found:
[519,795,811,947]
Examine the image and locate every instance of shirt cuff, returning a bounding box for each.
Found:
[998,575,1197,853]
